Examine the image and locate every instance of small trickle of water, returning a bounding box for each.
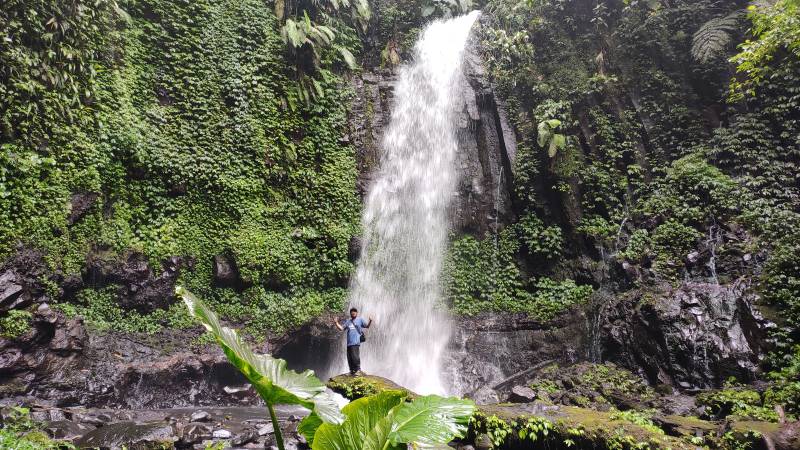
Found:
[337,11,481,395]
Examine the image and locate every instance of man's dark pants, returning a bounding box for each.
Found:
[346,345,360,374]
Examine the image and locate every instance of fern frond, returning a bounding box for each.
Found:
[691,10,746,64]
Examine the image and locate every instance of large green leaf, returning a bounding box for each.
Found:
[177,287,344,425]
[311,392,474,450]
[312,391,406,450]
[386,395,475,447]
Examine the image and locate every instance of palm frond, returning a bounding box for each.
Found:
[691,10,745,64]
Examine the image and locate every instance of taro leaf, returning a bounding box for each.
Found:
[311,392,474,450]
[549,133,566,157]
[537,121,552,147]
[312,390,406,450]
[545,119,561,129]
[299,413,323,446]
[386,395,475,447]
[178,287,343,425]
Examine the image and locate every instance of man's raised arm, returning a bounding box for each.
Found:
[333,318,344,331]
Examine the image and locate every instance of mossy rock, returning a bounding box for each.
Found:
[327,373,417,400]
[474,403,688,449]
[472,402,777,449]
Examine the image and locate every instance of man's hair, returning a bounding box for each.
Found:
[349,307,358,313]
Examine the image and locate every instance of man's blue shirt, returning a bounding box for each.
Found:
[344,317,368,347]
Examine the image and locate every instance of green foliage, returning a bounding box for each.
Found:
[649,220,701,279]
[697,380,780,422]
[537,119,568,158]
[0,310,32,339]
[730,0,800,99]
[444,225,590,320]
[276,0,370,107]
[640,153,741,225]
[0,407,74,450]
[179,287,343,450]
[764,346,800,417]
[304,390,475,450]
[761,233,800,363]
[516,214,563,260]
[608,409,664,436]
[422,0,474,19]
[1,0,360,336]
[691,10,745,64]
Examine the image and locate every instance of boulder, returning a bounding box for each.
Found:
[180,422,212,445]
[67,192,99,225]
[83,252,186,313]
[601,281,770,388]
[44,420,94,441]
[507,385,536,403]
[0,270,26,313]
[212,254,242,288]
[190,410,211,422]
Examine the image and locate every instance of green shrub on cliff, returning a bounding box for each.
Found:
[1,0,360,335]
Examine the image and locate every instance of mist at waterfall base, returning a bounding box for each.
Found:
[329,11,481,395]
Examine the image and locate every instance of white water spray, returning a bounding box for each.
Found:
[341,11,481,395]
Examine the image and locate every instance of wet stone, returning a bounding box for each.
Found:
[258,423,275,436]
[212,429,232,439]
[45,420,94,441]
[190,410,211,422]
[75,421,176,449]
[180,422,212,445]
[232,430,259,446]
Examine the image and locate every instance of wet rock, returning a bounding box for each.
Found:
[74,411,113,426]
[49,317,87,352]
[83,252,185,313]
[232,430,259,446]
[75,421,176,449]
[470,386,499,405]
[0,270,26,312]
[212,254,242,288]
[180,422,212,445]
[212,429,232,439]
[44,420,94,441]
[68,192,99,225]
[507,385,536,403]
[775,420,800,450]
[449,313,586,396]
[258,423,275,436]
[601,281,771,389]
[190,410,211,422]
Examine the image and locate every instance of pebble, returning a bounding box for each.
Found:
[258,423,275,436]
[212,429,232,439]
[190,410,211,422]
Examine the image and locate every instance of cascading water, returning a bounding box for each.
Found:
[339,11,481,395]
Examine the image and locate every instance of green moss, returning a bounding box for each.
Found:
[698,380,783,423]
[0,309,32,339]
[327,374,416,400]
[0,407,73,450]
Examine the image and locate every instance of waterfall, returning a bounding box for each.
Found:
[340,11,481,395]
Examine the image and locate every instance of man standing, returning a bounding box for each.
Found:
[334,307,373,376]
